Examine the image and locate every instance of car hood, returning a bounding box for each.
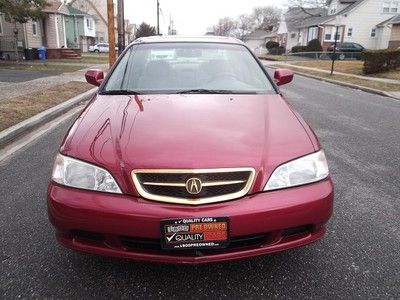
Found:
[60,94,316,194]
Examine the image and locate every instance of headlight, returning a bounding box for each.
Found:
[52,153,122,194]
[264,150,329,191]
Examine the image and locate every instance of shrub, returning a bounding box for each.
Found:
[269,46,286,55]
[266,41,279,50]
[362,49,400,74]
[306,39,323,52]
[291,45,307,53]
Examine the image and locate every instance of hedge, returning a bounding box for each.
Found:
[266,41,279,50]
[291,45,308,53]
[362,49,400,75]
[307,39,323,52]
[269,46,286,55]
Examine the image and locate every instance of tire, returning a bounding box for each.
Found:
[339,54,345,60]
[94,49,100,54]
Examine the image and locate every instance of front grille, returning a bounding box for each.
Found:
[132,168,255,205]
[120,234,268,254]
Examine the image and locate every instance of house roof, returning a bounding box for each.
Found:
[287,0,366,29]
[65,5,90,16]
[284,7,328,30]
[43,0,62,13]
[389,14,400,24]
[242,30,272,40]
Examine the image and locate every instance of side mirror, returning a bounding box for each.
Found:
[85,69,104,86]
[274,69,294,86]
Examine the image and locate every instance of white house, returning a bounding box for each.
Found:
[242,30,278,54]
[279,0,399,51]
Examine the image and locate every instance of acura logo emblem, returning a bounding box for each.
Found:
[185,178,202,195]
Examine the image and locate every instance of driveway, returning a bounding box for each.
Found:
[0,74,399,299]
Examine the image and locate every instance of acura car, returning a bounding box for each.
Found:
[47,36,334,264]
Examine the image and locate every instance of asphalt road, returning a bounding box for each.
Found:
[1,75,399,299]
[0,68,60,83]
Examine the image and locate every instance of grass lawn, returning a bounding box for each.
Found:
[0,62,85,73]
[0,81,93,131]
[271,64,400,92]
[288,60,400,81]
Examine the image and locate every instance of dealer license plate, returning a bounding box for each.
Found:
[160,217,229,250]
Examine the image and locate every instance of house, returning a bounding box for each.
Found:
[277,7,327,52]
[388,14,400,48]
[69,0,117,45]
[242,30,278,53]
[0,0,90,59]
[64,4,96,51]
[0,0,68,59]
[279,0,399,52]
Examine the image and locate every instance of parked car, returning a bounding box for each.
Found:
[48,36,334,264]
[88,43,118,53]
[327,42,365,60]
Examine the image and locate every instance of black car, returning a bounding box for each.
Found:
[327,42,365,60]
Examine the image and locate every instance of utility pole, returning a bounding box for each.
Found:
[157,0,160,35]
[107,0,116,68]
[117,0,125,56]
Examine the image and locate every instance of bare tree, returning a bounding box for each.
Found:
[211,17,237,37]
[287,0,328,16]
[237,14,254,38]
[252,6,281,31]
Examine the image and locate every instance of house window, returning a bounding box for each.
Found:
[383,1,398,13]
[0,15,3,35]
[371,28,376,38]
[324,26,341,42]
[391,2,399,12]
[32,22,37,36]
[308,27,318,42]
[347,28,353,37]
[86,18,93,29]
[290,33,296,38]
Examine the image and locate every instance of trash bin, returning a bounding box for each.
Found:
[38,47,47,61]
[24,48,34,60]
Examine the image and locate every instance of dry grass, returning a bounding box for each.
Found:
[271,64,400,92]
[0,81,92,131]
[290,60,400,80]
[258,54,290,61]
[294,60,364,75]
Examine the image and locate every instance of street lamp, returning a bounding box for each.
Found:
[330,15,343,75]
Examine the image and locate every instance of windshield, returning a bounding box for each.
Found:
[102,42,275,94]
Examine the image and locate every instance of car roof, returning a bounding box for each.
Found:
[131,35,245,45]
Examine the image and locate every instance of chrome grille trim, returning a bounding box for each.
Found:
[132,168,256,205]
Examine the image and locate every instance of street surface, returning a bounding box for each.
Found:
[1,74,399,299]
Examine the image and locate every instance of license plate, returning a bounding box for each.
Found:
[160,217,229,250]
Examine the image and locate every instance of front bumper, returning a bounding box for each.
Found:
[47,178,334,264]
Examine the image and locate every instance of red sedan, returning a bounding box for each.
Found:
[47,36,334,264]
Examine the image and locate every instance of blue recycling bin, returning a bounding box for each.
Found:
[38,47,47,61]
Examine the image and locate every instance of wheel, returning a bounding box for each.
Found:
[94,49,100,54]
[339,54,345,60]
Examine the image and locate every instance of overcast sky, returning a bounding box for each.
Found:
[124,0,288,35]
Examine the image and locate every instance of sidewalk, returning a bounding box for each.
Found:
[263,60,400,99]
[0,63,107,101]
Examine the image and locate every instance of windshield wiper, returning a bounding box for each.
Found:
[176,89,234,94]
[176,89,261,95]
[100,89,142,95]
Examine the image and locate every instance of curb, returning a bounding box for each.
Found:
[265,64,400,101]
[0,87,97,148]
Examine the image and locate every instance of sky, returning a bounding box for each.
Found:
[124,0,288,35]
